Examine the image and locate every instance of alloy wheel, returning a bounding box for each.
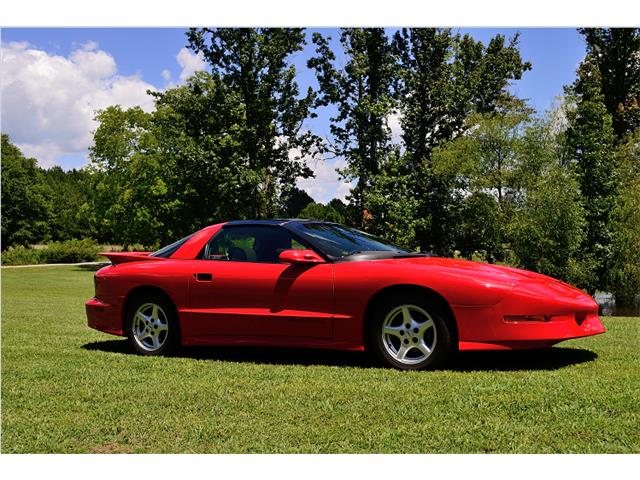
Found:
[132,302,169,352]
[381,304,437,365]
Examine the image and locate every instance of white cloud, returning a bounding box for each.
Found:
[297,156,352,204]
[1,41,156,168]
[176,47,206,82]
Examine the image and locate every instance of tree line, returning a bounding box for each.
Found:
[2,28,639,305]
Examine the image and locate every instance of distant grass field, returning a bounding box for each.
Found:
[1,265,638,453]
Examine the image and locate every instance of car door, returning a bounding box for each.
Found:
[187,225,334,339]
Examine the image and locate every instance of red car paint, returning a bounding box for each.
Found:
[86,221,605,352]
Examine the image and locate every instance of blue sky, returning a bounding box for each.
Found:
[1,28,587,202]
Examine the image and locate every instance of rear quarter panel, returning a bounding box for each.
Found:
[96,260,196,325]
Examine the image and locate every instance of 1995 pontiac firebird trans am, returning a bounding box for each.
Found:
[86,219,605,370]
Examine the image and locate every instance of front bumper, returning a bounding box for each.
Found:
[86,297,124,336]
[453,281,606,351]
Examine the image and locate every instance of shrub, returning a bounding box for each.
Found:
[40,239,101,264]
[1,239,101,266]
[1,245,44,266]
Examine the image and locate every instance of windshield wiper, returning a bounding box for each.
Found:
[342,249,409,258]
[341,249,367,257]
[393,251,435,258]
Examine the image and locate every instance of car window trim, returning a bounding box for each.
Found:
[197,224,331,264]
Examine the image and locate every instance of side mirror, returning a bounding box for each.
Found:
[279,249,325,264]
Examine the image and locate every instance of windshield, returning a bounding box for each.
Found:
[291,223,408,259]
[150,233,194,258]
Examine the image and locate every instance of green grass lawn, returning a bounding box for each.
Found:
[1,265,638,453]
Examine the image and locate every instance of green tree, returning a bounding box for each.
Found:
[327,198,353,225]
[279,187,314,218]
[150,72,249,236]
[187,28,319,218]
[608,131,640,307]
[564,58,618,293]
[363,148,419,249]
[89,106,168,246]
[298,202,344,223]
[432,108,532,262]
[579,28,640,138]
[41,167,97,241]
[508,118,587,283]
[393,29,531,254]
[90,73,249,245]
[308,28,398,225]
[432,108,587,283]
[1,134,51,248]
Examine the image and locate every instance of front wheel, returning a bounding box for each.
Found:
[368,294,453,370]
[126,294,179,356]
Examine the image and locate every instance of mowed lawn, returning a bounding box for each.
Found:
[1,265,638,453]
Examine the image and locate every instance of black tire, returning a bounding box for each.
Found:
[367,292,453,370]
[125,293,179,356]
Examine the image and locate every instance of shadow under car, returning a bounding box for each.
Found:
[81,340,598,371]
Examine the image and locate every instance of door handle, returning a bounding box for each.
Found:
[194,273,213,282]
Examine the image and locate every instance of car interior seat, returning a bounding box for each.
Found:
[227,246,257,262]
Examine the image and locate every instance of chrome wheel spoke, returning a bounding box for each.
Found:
[396,344,410,361]
[137,328,149,341]
[416,339,432,356]
[418,318,435,335]
[401,306,412,324]
[156,323,168,333]
[383,325,403,338]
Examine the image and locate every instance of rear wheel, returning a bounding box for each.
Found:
[126,294,179,356]
[368,293,453,370]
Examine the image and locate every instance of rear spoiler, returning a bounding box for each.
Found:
[99,252,166,265]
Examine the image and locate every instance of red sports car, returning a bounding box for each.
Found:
[86,220,605,370]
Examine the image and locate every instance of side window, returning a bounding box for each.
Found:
[204,226,306,263]
[291,238,305,250]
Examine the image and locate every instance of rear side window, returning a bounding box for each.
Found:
[203,226,306,263]
[150,234,194,258]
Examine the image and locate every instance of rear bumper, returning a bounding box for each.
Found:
[86,297,124,336]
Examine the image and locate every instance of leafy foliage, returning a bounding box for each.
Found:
[431,106,588,283]
[608,131,640,306]
[1,239,100,265]
[362,148,420,249]
[279,187,314,218]
[187,28,319,218]
[308,28,398,224]
[1,134,51,247]
[579,28,640,138]
[564,58,618,293]
[41,167,97,241]
[298,202,344,223]
[393,30,532,254]
[90,105,169,246]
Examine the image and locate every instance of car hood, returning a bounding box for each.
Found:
[374,256,567,287]
[338,254,595,308]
